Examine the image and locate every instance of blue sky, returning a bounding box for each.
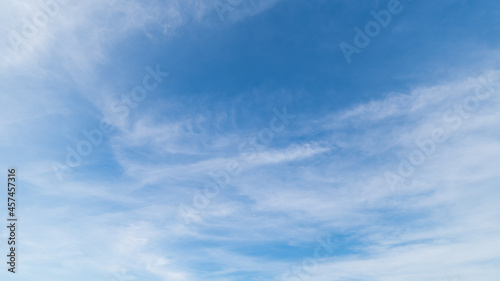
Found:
[1,0,500,280]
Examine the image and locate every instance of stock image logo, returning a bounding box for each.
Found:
[2,0,500,280]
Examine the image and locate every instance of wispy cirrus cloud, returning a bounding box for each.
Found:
[2,1,500,281]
